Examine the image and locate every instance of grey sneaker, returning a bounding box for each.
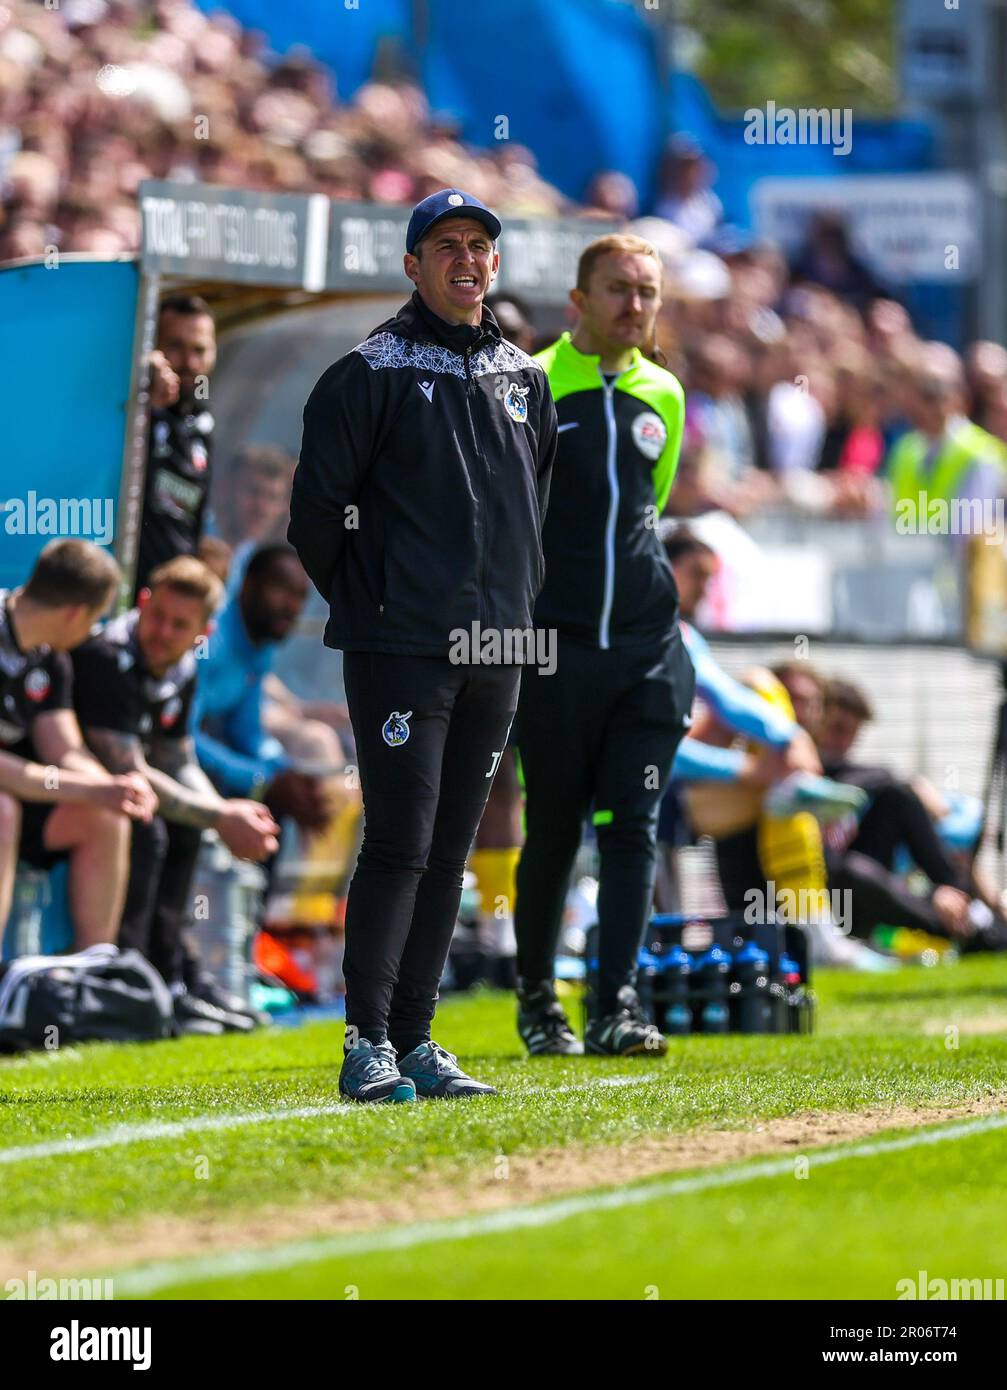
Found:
[339,1039,417,1104]
[396,1041,497,1098]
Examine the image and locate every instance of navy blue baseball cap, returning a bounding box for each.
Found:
[405,188,502,254]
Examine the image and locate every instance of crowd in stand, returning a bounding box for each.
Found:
[4,0,1007,527]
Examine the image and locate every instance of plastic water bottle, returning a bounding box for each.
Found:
[768,951,793,1033]
[692,944,731,1033]
[777,951,814,1034]
[732,940,772,1034]
[660,943,692,1036]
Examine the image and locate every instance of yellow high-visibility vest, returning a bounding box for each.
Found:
[888,420,1007,522]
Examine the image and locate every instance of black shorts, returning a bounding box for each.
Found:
[17,801,69,871]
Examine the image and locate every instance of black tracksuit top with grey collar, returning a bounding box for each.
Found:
[288,291,557,657]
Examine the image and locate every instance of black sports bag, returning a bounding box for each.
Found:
[0,945,173,1052]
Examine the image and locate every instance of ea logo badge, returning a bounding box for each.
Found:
[632,411,667,461]
[447,193,465,206]
[161,696,182,729]
[382,709,413,747]
[503,382,530,423]
[24,668,50,703]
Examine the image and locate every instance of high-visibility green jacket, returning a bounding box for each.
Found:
[533,332,685,649]
[888,419,1007,520]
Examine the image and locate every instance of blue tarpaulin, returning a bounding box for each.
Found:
[0,258,137,591]
[196,0,666,209]
[0,258,138,957]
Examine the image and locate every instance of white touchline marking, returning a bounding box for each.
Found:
[0,1105,351,1166]
[547,1072,663,1094]
[112,1110,1007,1297]
[0,1074,664,1167]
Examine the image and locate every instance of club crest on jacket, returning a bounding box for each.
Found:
[503,382,530,423]
[382,710,413,746]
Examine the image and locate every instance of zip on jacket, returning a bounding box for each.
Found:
[532,332,686,649]
[289,292,558,658]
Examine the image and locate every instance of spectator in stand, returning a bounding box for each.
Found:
[654,135,723,247]
[765,350,827,476]
[687,334,755,480]
[965,341,1007,436]
[672,333,776,517]
[886,344,1007,525]
[789,211,887,310]
[818,345,885,477]
[583,170,639,221]
[865,298,915,366]
[484,293,536,353]
[983,379,1007,447]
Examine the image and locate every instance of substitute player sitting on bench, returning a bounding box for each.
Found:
[0,540,157,951]
[72,557,279,1032]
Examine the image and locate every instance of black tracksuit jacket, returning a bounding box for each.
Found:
[288,291,557,656]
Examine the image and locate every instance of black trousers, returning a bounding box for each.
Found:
[120,816,203,986]
[845,781,960,888]
[341,651,520,1051]
[827,849,950,940]
[513,631,695,1015]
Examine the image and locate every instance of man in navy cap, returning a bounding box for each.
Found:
[289,189,557,1102]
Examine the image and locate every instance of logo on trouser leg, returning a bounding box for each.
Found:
[381,710,413,746]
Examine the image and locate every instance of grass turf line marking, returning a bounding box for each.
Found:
[0,1105,349,1166]
[113,1110,1007,1296]
[0,1074,663,1167]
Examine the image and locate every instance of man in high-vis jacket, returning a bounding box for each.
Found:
[888,344,1007,535]
[513,233,696,1058]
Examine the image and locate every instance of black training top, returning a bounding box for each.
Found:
[72,608,196,759]
[0,590,73,762]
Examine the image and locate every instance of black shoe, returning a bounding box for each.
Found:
[517,978,583,1056]
[959,921,1007,954]
[189,972,270,1028]
[172,988,256,1037]
[584,986,667,1057]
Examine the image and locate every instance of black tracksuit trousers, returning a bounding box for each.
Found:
[513,631,695,1016]
[341,651,520,1053]
[119,816,203,986]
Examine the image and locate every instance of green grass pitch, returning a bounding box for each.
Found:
[1,957,1006,1299]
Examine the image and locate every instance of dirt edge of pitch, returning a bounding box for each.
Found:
[3,1092,1007,1281]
